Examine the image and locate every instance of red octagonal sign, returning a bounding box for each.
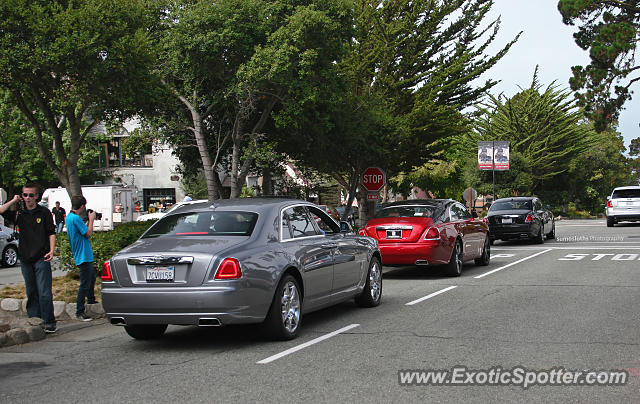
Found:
[361,167,386,192]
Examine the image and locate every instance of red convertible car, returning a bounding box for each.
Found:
[359,199,490,276]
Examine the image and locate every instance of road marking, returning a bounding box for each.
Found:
[491,253,516,258]
[256,324,360,364]
[475,249,552,279]
[405,286,457,306]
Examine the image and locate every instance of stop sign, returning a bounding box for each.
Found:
[361,167,386,192]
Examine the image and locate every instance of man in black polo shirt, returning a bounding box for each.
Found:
[0,183,57,333]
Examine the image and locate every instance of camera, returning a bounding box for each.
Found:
[87,209,103,220]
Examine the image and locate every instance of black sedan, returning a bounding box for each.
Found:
[101,198,382,341]
[486,197,555,244]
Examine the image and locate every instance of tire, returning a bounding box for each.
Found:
[124,324,168,340]
[474,236,490,266]
[264,275,302,340]
[355,256,382,307]
[1,245,18,267]
[534,225,544,244]
[546,221,555,239]
[445,239,463,277]
[606,217,614,227]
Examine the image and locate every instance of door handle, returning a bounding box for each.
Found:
[321,243,338,249]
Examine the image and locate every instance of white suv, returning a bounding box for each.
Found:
[606,186,640,227]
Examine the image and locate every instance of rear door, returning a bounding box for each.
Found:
[281,206,334,310]
[611,188,640,212]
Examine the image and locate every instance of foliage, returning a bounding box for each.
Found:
[56,220,154,272]
[0,0,160,197]
[558,0,640,131]
[153,0,352,199]
[278,0,520,220]
[470,69,596,199]
[564,128,634,212]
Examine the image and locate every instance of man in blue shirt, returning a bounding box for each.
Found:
[66,195,97,321]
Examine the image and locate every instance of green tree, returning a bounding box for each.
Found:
[558,0,640,131]
[278,0,519,220]
[154,0,351,199]
[564,128,633,212]
[470,69,596,198]
[0,0,159,198]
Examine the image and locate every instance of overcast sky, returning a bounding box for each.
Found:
[482,0,639,150]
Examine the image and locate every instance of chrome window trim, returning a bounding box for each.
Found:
[280,203,328,243]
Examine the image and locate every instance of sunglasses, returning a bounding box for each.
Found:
[22,193,36,198]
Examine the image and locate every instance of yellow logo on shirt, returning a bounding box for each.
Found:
[36,218,41,223]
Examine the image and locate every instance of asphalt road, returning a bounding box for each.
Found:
[1,219,638,402]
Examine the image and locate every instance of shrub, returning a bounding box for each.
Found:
[57,220,155,271]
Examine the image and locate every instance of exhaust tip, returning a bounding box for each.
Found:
[198,318,221,327]
[111,317,126,326]
[415,260,429,266]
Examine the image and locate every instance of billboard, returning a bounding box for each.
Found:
[478,141,509,170]
[478,141,493,170]
[493,141,509,170]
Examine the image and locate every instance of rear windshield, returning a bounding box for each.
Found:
[142,211,258,238]
[375,205,435,218]
[490,200,532,211]
[612,189,640,199]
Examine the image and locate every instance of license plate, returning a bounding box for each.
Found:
[502,218,512,224]
[146,266,174,281]
[386,229,402,239]
[627,202,634,206]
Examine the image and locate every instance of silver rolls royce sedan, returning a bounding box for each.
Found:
[101,198,382,340]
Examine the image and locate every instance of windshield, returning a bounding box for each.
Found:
[375,205,435,218]
[490,200,532,211]
[142,211,258,237]
[612,189,640,198]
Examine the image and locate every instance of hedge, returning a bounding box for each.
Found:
[56,220,155,272]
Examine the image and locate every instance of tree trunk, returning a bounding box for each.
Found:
[261,168,272,195]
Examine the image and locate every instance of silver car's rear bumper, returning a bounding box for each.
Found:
[102,285,271,326]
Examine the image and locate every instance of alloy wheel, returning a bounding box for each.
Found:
[3,247,17,266]
[369,261,382,302]
[280,281,301,333]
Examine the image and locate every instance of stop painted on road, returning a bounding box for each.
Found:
[559,253,640,261]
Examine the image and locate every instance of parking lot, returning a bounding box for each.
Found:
[1,219,638,402]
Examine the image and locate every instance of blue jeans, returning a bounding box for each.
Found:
[76,262,96,316]
[21,258,56,327]
[56,222,64,233]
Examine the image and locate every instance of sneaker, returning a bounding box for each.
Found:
[87,300,99,305]
[44,325,57,334]
[75,312,93,322]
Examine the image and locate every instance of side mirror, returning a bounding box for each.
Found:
[340,221,354,233]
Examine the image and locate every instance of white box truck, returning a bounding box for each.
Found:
[41,185,137,231]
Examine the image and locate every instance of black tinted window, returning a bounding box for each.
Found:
[490,200,532,211]
[612,189,640,198]
[375,206,435,218]
[143,211,258,237]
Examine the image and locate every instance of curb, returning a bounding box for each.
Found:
[0,297,105,347]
